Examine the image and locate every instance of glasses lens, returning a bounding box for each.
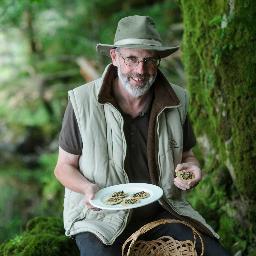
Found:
[125,57,138,66]
[120,53,160,67]
[145,58,160,66]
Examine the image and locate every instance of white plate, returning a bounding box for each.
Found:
[89,183,163,210]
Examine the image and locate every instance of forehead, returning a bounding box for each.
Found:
[118,48,157,57]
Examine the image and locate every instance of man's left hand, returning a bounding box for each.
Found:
[174,162,202,190]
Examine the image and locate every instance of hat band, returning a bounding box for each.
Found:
[114,38,162,47]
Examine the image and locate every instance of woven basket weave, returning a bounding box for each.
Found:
[122,219,204,256]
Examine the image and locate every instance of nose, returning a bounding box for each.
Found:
[135,60,146,74]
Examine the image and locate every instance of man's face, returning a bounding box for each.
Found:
[110,48,159,97]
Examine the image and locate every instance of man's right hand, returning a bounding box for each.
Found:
[82,183,100,209]
[54,147,101,210]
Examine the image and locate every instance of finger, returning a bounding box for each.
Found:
[175,163,192,172]
[175,176,193,189]
[188,170,201,181]
[91,207,102,211]
[174,178,190,190]
[174,181,189,191]
[87,205,101,211]
[175,164,183,172]
[85,200,101,210]
[188,179,199,188]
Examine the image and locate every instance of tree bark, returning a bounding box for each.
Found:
[24,7,39,54]
[180,0,256,219]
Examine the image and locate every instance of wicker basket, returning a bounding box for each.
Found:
[122,219,204,256]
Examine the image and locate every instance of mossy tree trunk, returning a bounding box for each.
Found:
[180,0,256,221]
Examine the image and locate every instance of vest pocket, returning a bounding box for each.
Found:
[86,208,105,220]
[158,149,175,185]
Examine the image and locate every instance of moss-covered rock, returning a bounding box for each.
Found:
[0,217,79,256]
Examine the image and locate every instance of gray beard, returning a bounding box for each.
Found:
[117,69,156,97]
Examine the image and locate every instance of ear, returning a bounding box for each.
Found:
[110,48,118,67]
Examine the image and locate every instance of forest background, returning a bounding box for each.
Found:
[0,0,255,255]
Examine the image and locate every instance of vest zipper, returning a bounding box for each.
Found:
[102,103,132,238]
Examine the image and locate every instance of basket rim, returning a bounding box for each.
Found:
[122,218,204,256]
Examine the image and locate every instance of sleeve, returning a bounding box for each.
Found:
[182,115,196,152]
[58,100,83,155]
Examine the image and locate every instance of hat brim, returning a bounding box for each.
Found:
[96,43,179,58]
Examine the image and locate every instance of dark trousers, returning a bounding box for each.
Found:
[75,211,231,256]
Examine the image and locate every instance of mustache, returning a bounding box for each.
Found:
[128,73,149,79]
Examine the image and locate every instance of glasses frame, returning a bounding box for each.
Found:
[118,52,161,68]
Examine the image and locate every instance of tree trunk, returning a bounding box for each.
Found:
[24,7,39,54]
[180,0,256,221]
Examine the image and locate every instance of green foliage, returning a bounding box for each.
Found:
[0,152,62,243]
[0,217,79,256]
[187,167,246,253]
[0,184,23,242]
[186,145,253,254]
[36,153,63,215]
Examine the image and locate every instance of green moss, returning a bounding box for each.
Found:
[0,217,79,256]
[181,0,256,253]
[181,0,256,198]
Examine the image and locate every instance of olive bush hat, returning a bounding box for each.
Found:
[96,15,179,58]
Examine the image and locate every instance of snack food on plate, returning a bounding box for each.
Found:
[103,190,149,206]
[132,191,150,199]
[105,196,124,205]
[111,191,128,198]
[122,198,140,205]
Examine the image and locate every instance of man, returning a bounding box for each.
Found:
[54,15,230,255]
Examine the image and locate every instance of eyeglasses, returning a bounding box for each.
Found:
[118,53,161,68]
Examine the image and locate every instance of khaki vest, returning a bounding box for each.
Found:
[63,65,219,244]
